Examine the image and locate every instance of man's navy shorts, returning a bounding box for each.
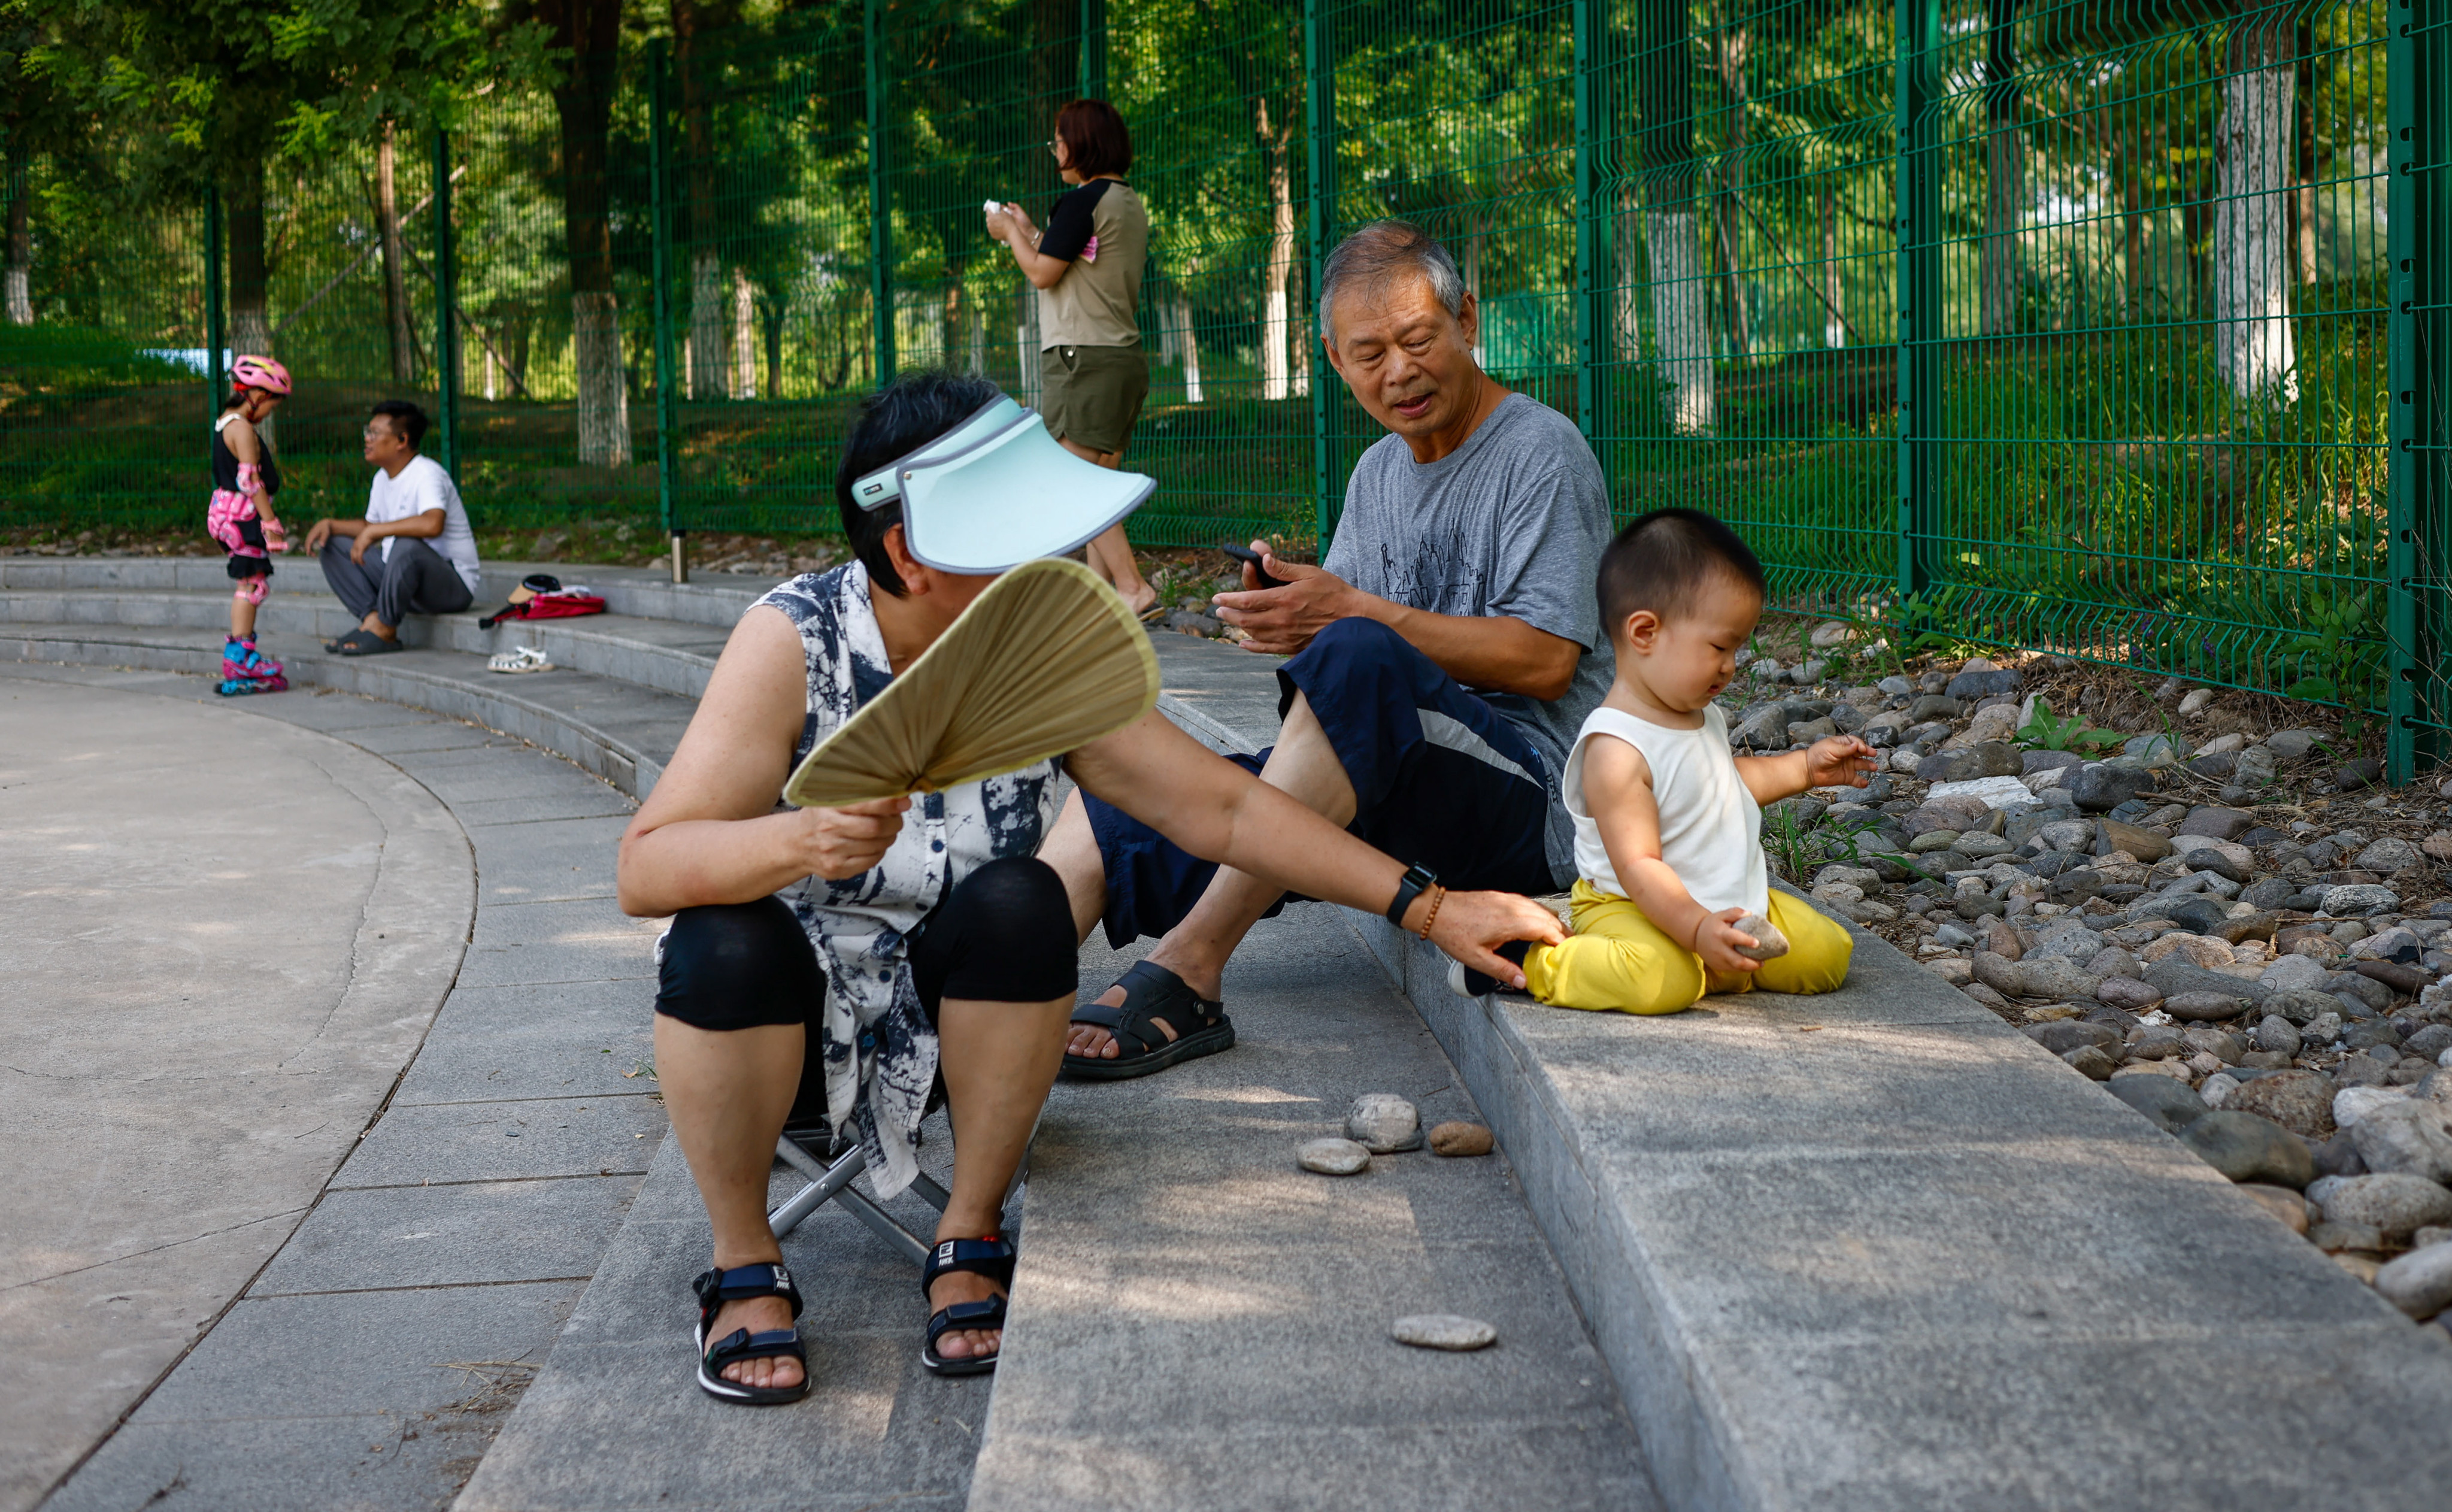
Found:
[1083,617,1560,949]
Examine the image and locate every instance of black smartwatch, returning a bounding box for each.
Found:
[1385,863,1439,929]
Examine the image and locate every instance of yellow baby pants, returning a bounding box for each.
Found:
[1523,881,1854,1014]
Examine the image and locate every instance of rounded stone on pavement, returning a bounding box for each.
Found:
[1390,1314,1498,1350]
[1345,1093,1423,1153]
[1298,1137,1371,1175]
[1429,1121,1494,1157]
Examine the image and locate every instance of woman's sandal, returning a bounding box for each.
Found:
[922,1235,1016,1377]
[1061,960,1236,1082]
[691,1262,811,1405]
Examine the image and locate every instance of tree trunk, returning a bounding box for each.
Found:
[1016,289,1042,398]
[690,249,727,399]
[1820,179,1844,348]
[734,264,757,397]
[544,0,629,463]
[226,159,272,359]
[2293,19,2316,285]
[1710,20,1750,361]
[674,0,736,400]
[1289,257,1310,396]
[225,158,274,444]
[1257,93,1295,402]
[1463,226,1484,367]
[1176,288,1203,404]
[377,120,416,382]
[2123,120,2143,313]
[2214,8,2297,403]
[1639,0,1711,431]
[1027,0,1078,205]
[942,276,962,372]
[760,290,784,398]
[573,292,629,463]
[5,148,31,326]
[1980,0,2022,337]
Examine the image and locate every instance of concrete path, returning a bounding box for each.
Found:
[4,665,666,1512]
[0,671,472,1512]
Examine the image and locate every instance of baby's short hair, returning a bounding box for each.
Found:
[1597,507,1767,631]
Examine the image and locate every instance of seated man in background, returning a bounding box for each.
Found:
[305,400,483,656]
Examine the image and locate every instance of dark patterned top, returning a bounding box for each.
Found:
[756,562,1062,1197]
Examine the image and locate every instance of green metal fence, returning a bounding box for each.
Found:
[2,0,2447,777]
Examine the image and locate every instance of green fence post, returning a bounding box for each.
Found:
[866,0,895,390]
[2386,0,2447,783]
[1894,0,1941,617]
[1303,0,1335,550]
[204,184,225,417]
[1080,0,1107,99]
[649,37,683,580]
[431,127,460,479]
[1571,0,1599,442]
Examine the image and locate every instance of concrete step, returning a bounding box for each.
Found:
[964,919,1657,1512]
[1,621,695,797]
[0,573,1264,795]
[0,587,733,702]
[0,556,783,629]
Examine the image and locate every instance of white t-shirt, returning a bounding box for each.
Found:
[367,453,481,593]
[1565,703,1769,916]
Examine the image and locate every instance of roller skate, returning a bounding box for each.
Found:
[217,635,289,696]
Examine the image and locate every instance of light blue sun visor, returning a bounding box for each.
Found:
[849,394,1156,574]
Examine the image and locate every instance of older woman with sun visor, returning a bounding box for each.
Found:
[617,370,1562,1404]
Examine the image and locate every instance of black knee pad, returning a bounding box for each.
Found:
[925,856,1078,1004]
[655,896,823,1032]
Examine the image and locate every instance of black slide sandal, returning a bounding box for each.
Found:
[922,1235,1016,1377]
[692,1262,810,1405]
[1063,960,1236,1081]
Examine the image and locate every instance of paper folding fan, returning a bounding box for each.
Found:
[781,556,1161,808]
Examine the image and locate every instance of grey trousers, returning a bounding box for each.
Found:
[320,536,475,628]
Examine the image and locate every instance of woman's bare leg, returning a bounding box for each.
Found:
[654,1016,804,1390]
[1056,434,1154,614]
[928,993,1071,1361]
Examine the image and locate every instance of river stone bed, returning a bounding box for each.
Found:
[1745,641,2452,1329]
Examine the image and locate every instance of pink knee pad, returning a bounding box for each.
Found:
[234,576,268,607]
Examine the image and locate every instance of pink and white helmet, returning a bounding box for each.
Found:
[230,354,292,396]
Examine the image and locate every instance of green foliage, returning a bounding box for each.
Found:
[2015,698,2123,753]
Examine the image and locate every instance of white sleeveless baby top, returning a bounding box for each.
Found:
[1564,703,1768,915]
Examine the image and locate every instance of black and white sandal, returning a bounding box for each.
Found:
[920,1235,1015,1377]
[691,1261,810,1405]
[1062,960,1236,1081]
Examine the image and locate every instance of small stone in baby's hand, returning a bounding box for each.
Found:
[1732,914,1789,960]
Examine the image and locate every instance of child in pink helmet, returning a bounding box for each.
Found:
[207,355,293,695]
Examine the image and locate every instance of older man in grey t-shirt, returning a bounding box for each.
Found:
[1050,219,1613,1078]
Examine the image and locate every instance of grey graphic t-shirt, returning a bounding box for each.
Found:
[1323,392,1616,883]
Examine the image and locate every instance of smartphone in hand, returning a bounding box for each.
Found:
[1220,543,1287,590]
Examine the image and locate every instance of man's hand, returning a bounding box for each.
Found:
[1424,889,1568,990]
[1210,542,1359,655]
[1692,907,1766,977]
[348,528,374,566]
[303,518,337,554]
[1804,734,1879,790]
[789,796,911,880]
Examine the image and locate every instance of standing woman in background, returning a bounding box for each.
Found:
[986,98,1158,620]
[206,355,294,696]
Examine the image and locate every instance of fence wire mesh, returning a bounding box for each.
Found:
[1,0,2444,772]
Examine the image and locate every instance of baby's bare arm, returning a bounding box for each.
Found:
[1733,735,1877,806]
[1580,736,1761,974]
